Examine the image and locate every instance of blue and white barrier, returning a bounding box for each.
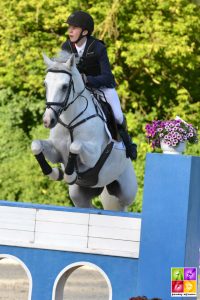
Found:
[0,154,199,300]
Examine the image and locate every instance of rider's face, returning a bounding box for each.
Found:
[68,26,87,43]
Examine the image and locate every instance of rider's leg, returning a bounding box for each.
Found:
[100,88,137,160]
[117,116,137,160]
[100,88,124,124]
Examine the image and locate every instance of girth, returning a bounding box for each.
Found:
[76,142,114,187]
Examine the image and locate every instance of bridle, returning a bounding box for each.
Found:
[46,69,74,117]
[45,69,105,141]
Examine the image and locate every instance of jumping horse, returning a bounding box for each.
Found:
[31,53,137,211]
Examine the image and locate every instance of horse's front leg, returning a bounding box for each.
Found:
[31,140,64,181]
[70,140,99,166]
[64,141,99,184]
[64,152,78,184]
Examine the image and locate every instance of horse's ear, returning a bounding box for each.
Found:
[65,54,76,70]
[42,53,55,68]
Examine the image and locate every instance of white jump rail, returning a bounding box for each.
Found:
[0,204,141,258]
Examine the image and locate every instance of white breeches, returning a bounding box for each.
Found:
[99,88,124,124]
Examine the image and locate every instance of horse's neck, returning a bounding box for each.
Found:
[60,88,109,147]
[60,89,96,125]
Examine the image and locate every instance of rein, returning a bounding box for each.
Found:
[45,69,105,141]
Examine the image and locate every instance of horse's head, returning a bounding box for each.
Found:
[42,52,84,128]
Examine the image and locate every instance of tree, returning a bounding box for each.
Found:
[0,0,199,211]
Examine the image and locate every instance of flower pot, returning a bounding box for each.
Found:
[160,140,186,154]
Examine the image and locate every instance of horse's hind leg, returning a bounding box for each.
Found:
[31,139,63,181]
[69,185,103,208]
[101,162,138,211]
[100,187,127,211]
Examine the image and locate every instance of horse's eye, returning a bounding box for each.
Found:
[62,84,68,91]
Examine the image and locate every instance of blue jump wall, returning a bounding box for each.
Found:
[0,153,200,300]
[138,154,200,299]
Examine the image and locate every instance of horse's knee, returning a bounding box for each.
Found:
[70,141,82,154]
[31,140,43,155]
[70,141,97,168]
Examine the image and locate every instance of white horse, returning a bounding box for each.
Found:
[31,53,137,211]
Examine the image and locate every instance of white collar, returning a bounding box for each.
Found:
[75,39,87,56]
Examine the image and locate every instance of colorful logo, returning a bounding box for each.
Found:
[171,267,197,297]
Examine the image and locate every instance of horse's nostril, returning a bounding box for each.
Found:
[43,120,48,127]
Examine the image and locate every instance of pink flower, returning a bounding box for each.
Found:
[145,119,198,149]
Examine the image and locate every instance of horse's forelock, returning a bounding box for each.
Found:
[46,62,71,73]
[53,50,71,63]
[47,50,77,73]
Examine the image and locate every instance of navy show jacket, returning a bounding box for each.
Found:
[61,36,116,89]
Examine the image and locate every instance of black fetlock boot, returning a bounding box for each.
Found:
[117,117,137,160]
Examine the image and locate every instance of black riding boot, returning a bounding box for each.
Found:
[117,117,137,160]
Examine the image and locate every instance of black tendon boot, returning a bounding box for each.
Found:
[117,117,137,160]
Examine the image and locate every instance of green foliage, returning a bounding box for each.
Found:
[0,105,71,206]
[0,0,199,211]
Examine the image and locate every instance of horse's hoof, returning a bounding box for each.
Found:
[64,172,77,185]
[48,168,64,181]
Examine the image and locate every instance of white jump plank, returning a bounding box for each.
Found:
[36,221,88,237]
[88,237,139,254]
[0,206,36,217]
[0,213,35,223]
[36,209,89,225]
[34,232,87,249]
[0,205,141,258]
[89,214,141,230]
[0,207,36,232]
[0,219,35,231]
[89,226,140,241]
[0,228,34,243]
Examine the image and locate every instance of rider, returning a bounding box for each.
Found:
[61,10,137,160]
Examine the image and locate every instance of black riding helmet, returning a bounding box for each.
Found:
[66,11,94,36]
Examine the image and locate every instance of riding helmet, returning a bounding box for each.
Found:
[66,11,94,35]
